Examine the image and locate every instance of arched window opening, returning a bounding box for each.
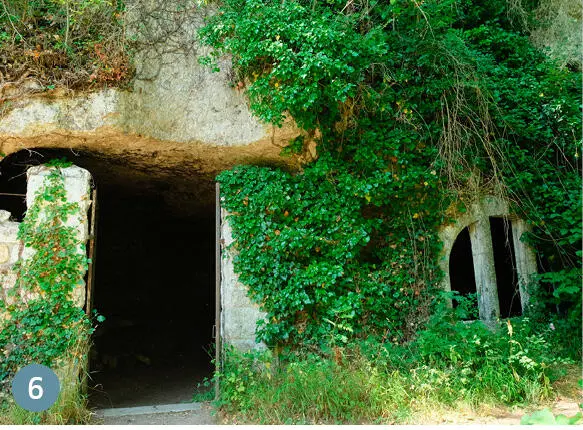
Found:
[439,196,537,322]
[449,227,477,308]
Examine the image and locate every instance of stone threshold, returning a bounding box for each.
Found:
[95,402,203,418]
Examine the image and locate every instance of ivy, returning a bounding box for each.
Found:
[0,167,92,397]
[206,0,581,348]
[199,0,385,130]
[219,154,443,346]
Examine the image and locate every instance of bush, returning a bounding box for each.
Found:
[0,0,130,90]
[413,295,563,405]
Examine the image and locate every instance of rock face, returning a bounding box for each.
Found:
[0,54,269,146]
[0,1,282,145]
[119,3,266,146]
[0,90,120,136]
[0,1,304,203]
[0,1,294,355]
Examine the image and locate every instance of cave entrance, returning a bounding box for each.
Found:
[0,149,216,408]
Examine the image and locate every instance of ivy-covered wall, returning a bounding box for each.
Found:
[0,164,93,407]
[204,0,582,351]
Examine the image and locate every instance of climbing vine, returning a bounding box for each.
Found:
[219,158,443,346]
[0,163,92,400]
[204,0,582,348]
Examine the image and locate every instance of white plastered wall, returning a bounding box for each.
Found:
[219,206,266,351]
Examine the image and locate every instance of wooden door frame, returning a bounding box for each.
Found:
[85,187,98,316]
[214,182,222,399]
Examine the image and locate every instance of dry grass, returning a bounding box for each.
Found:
[408,362,582,425]
[0,337,92,425]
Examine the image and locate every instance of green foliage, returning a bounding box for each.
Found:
[215,311,573,424]
[521,409,583,425]
[200,0,385,130]
[413,295,568,404]
[45,158,73,168]
[281,135,305,157]
[205,0,581,350]
[0,167,93,422]
[191,377,214,402]
[215,346,410,424]
[219,159,442,346]
[0,0,130,88]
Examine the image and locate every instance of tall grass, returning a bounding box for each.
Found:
[0,338,91,424]
[214,316,579,424]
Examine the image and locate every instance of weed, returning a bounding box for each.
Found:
[214,307,578,424]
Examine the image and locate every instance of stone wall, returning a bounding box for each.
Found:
[438,195,537,321]
[0,165,93,308]
[0,210,21,302]
[220,207,266,351]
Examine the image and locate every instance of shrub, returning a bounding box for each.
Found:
[0,0,130,90]
[215,319,573,424]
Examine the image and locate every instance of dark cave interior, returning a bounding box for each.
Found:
[490,217,521,319]
[449,227,477,305]
[0,149,215,408]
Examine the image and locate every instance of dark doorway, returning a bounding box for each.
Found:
[90,183,214,408]
[0,151,30,220]
[490,217,521,318]
[449,227,477,313]
[0,149,216,408]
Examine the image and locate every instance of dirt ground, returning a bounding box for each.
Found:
[91,403,216,425]
[413,399,581,425]
[88,359,211,409]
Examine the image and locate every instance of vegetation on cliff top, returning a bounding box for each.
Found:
[0,0,130,93]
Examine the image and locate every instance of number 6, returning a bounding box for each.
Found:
[28,377,43,400]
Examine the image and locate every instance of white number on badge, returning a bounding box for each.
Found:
[28,377,44,400]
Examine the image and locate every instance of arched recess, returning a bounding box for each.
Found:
[449,227,477,302]
[438,195,537,321]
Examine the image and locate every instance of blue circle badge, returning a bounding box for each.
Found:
[11,364,60,412]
